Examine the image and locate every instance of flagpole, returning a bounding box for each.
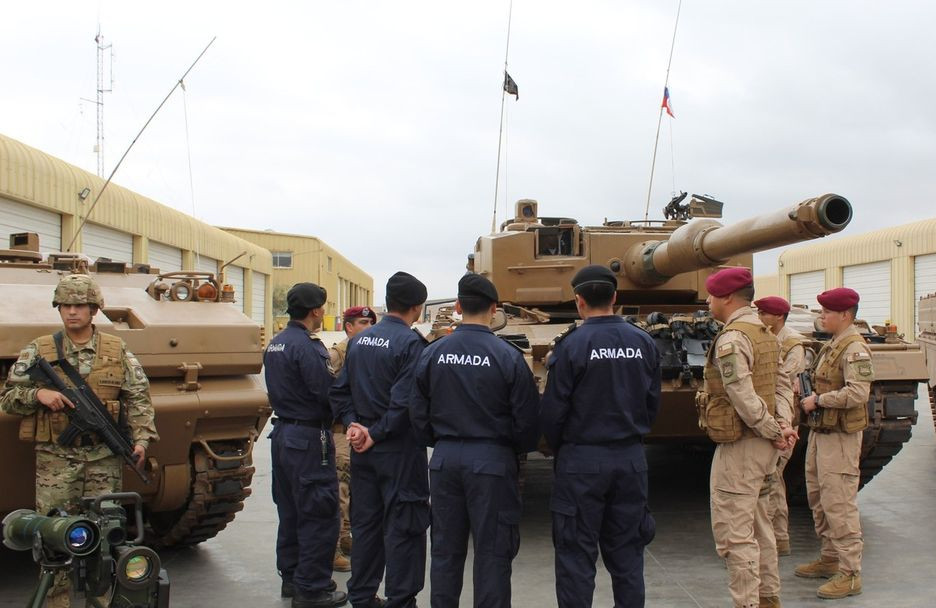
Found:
[492,0,514,234]
[643,0,683,222]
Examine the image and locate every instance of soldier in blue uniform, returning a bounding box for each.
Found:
[265,283,347,608]
[410,273,540,608]
[330,271,430,608]
[541,265,662,608]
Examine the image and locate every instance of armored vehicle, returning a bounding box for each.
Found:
[918,292,936,430]
[468,193,922,488]
[0,234,271,547]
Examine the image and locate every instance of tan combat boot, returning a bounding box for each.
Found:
[816,572,862,599]
[776,538,791,556]
[794,556,839,578]
[333,549,351,573]
[759,595,781,607]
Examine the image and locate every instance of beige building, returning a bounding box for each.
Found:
[0,133,274,334]
[753,274,780,298]
[770,217,936,336]
[220,228,373,331]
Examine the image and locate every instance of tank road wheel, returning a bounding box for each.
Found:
[858,381,919,489]
[146,440,257,548]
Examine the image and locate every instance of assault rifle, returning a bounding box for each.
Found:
[798,370,820,426]
[27,356,149,484]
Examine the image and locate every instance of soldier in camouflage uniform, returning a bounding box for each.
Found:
[327,305,377,572]
[0,274,158,608]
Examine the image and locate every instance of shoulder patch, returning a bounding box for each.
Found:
[846,351,871,362]
[717,342,736,357]
[308,333,322,342]
[552,323,578,346]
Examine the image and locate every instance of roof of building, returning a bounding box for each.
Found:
[778,217,936,275]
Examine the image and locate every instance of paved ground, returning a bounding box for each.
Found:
[2,394,934,607]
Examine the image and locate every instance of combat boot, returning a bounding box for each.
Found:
[759,596,781,608]
[283,578,338,598]
[353,597,386,608]
[776,538,791,556]
[816,572,862,599]
[333,550,351,572]
[794,556,839,578]
[340,534,353,556]
[292,588,348,608]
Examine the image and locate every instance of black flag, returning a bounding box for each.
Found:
[504,71,518,100]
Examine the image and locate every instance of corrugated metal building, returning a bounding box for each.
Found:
[219,228,373,331]
[754,274,780,298]
[776,217,936,335]
[0,133,273,334]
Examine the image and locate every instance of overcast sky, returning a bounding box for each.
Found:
[2,1,933,302]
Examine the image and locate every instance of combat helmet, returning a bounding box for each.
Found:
[52,274,104,308]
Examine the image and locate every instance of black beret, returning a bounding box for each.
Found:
[458,273,498,303]
[386,271,427,307]
[571,265,617,291]
[287,282,327,314]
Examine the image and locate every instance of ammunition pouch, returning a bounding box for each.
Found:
[807,403,868,434]
[20,399,122,446]
[696,391,743,443]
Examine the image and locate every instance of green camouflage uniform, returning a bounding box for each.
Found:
[1,275,158,608]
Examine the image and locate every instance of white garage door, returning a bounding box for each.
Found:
[789,271,825,311]
[194,254,218,276]
[914,253,936,336]
[225,265,245,312]
[148,240,182,273]
[252,272,267,325]
[843,261,891,325]
[0,197,61,252]
[84,223,133,263]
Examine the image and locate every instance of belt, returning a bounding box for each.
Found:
[273,417,327,428]
[438,437,513,448]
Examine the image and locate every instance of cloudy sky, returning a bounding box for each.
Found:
[2,1,933,301]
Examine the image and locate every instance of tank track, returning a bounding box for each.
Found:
[147,440,256,547]
[929,385,936,433]
[857,380,918,489]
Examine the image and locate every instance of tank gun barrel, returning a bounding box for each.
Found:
[626,194,852,285]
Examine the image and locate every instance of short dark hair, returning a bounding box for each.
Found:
[458,296,492,315]
[735,285,755,303]
[288,307,311,321]
[846,305,859,320]
[575,283,615,308]
[386,297,417,314]
[782,312,789,321]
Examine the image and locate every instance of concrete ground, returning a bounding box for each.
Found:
[2,394,934,607]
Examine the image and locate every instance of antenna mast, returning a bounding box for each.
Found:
[93,29,113,177]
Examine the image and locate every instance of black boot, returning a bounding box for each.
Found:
[292,588,348,608]
[353,597,387,608]
[283,578,338,598]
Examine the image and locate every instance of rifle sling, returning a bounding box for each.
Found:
[51,331,111,417]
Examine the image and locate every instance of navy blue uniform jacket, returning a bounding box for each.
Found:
[410,323,540,452]
[263,320,334,422]
[540,316,661,450]
[330,315,427,445]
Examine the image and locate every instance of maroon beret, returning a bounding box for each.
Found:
[753,296,791,316]
[705,267,754,298]
[343,305,377,322]
[817,287,860,312]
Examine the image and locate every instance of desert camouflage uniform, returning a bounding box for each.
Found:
[0,329,158,606]
[328,338,352,554]
[767,324,807,550]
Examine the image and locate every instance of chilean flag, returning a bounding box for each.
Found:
[661,87,675,118]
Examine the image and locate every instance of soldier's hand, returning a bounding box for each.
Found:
[347,423,367,450]
[132,445,146,470]
[354,431,375,454]
[36,389,74,412]
[773,426,798,450]
[801,394,818,413]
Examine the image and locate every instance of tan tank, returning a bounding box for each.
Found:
[918,292,936,431]
[467,193,925,489]
[0,235,271,547]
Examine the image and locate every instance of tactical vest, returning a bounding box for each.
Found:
[18,332,124,445]
[697,320,779,443]
[808,333,870,433]
[780,334,805,359]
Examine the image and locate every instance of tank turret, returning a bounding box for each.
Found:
[473,194,852,309]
